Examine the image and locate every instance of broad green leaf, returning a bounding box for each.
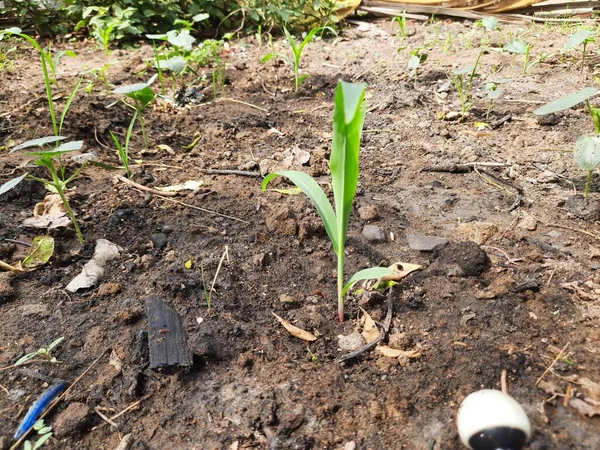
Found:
[481,16,499,31]
[330,81,366,255]
[22,235,55,269]
[534,87,597,115]
[262,171,338,252]
[564,30,595,51]
[114,83,149,94]
[503,40,528,54]
[488,89,502,100]
[408,55,421,70]
[0,174,27,196]
[32,432,52,450]
[574,135,600,171]
[166,29,195,50]
[160,56,186,73]
[452,66,475,76]
[193,13,209,22]
[342,267,396,297]
[10,136,66,153]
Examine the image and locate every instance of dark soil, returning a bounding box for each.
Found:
[1,17,600,450]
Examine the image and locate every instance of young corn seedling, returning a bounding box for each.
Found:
[391,12,408,41]
[534,87,600,197]
[0,28,80,136]
[480,78,511,119]
[563,29,596,67]
[108,107,138,179]
[4,137,86,244]
[407,47,427,84]
[113,76,156,148]
[448,49,483,121]
[262,26,334,92]
[262,81,394,322]
[14,336,64,366]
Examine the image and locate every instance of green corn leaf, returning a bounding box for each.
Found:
[330,81,366,256]
[564,30,595,51]
[59,77,83,135]
[534,87,597,115]
[262,171,338,253]
[342,267,396,297]
[10,136,66,153]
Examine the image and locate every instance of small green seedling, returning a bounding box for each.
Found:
[23,419,53,450]
[262,81,394,322]
[480,16,499,32]
[92,21,115,55]
[407,47,427,84]
[480,78,511,119]
[6,137,87,243]
[15,336,64,366]
[448,49,483,121]
[0,28,81,136]
[262,26,334,92]
[503,39,530,75]
[391,12,408,40]
[534,87,600,196]
[113,76,156,148]
[563,29,596,67]
[108,108,138,179]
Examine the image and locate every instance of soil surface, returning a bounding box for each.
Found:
[1,17,600,450]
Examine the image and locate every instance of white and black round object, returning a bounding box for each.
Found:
[457,389,531,450]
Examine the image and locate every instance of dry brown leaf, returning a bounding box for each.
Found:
[360,308,379,344]
[476,275,515,300]
[379,262,422,282]
[376,345,422,359]
[272,312,317,342]
[576,377,600,402]
[569,398,600,417]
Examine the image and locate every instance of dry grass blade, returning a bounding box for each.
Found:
[272,312,317,341]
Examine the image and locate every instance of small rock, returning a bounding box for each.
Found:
[114,434,134,450]
[338,333,365,352]
[476,275,515,299]
[53,402,90,437]
[428,242,490,277]
[0,273,15,301]
[519,214,537,231]
[97,282,121,296]
[150,233,168,251]
[113,307,143,325]
[362,225,386,243]
[70,152,98,164]
[108,208,134,227]
[277,403,305,435]
[454,222,498,245]
[388,332,411,350]
[253,253,267,267]
[358,205,379,221]
[344,442,357,450]
[406,234,448,252]
[536,171,559,183]
[18,304,50,317]
[564,195,600,221]
[279,294,295,303]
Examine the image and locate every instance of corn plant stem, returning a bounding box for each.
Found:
[337,252,345,323]
[152,41,165,95]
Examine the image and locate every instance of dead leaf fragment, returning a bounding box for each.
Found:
[272,312,317,342]
[23,194,71,230]
[476,275,515,299]
[379,262,422,282]
[22,235,54,269]
[66,239,122,292]
[360,308,379,344]
[570,398,600,417]
[376,345,422,359]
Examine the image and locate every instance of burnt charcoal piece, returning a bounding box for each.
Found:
[145,297,193,371]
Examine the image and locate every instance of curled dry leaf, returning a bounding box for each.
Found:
[272,312,317,342]
[569,398,600,417]
[379,262,422,282]
[376,345,422,359]
[360,308,379,344]
[22,194,71,230]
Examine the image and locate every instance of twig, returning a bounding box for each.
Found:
[3,239,32,246]
[501,369,508,394]
[0,383,8,395]
[94,406,118,427]
[218,97,268,112]
[338,335,382,363]
[156,195,249,224]
[10,350,109,450]
[481,245,522,265]
[499,212,521,241]
[0,359,62,372]
[200,169,261,177]
[534,217,600,241]
[564,384,573,408]
[116,175,177,197]
[535,342,570,386]
[108,394,152,422]
[94,128,111,149]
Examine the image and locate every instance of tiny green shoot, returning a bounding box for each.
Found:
[563,29,595,67]
[200,246,229,314]
[108,109,138,179]
[391,12,408,40]
[262,81,394,322]
[23,419,53,450]
[15,336,64,366]
[448,48,483,121]
[113,76,156,148]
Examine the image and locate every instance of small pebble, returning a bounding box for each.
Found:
[362,225,386,243]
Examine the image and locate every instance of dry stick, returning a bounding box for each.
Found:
[536,342,570,386]
[209,246,230,305]
[156,195,249,224]
[499,212,521,241]
[564,384,573,408]
[200,169,261,177]
[10,350,109,450]
[0,260,22,273]
[218,98,268,112]
[535,217,600,241]
[108,393,152,423]
[0,359,62,373]
[94,406,118,427]
[0,383,8,395]
[116,175,177,197]
[481,245,522,265]
[501,370,508,395]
